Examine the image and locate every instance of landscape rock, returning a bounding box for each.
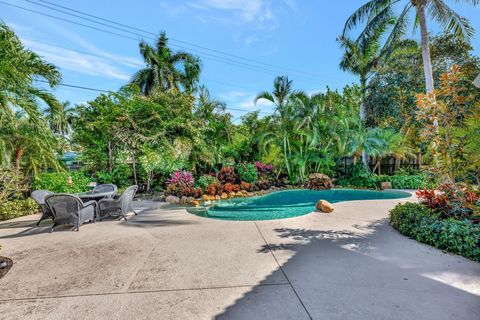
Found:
[186,197,195,204]
[380,181,392,190]
[191,200,200,206]
[305,173,333,190]
[202,194,211,201]
[221,193,228,199]
[165,195,180,204]
[179,196,188,204]
[215,195,221,200]
[316,200,334,213]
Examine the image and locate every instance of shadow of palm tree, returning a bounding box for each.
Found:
[216,219,480,320]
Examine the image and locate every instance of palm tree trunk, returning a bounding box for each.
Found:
[14,147,24,174]
[360,76,368,168]
[417,4,435,94]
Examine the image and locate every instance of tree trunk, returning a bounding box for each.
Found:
[360,76,369,168]
[14,147,24,174]
[107,140,113,173]
[417,3,435,94]
[131,152,138,186]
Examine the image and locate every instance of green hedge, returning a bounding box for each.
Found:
[390,202,480,262]
[377,172,436,189]
[0,198,39,221]
[32,171,92,193]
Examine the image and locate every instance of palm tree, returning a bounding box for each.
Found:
[255,76,308,180]
[343,0,478,94]
[0,21,62,123]
[131,32,202,95]
[45,102,76,136]
[0,112,61,176]
[338,29,386,167]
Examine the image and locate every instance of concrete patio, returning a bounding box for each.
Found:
[0,194,479,320]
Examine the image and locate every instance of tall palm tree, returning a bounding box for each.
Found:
[131,32,202,95]
[0,21,62,123]
[338,23,389,167]
[343,0,478,94]
[255,76,307,180]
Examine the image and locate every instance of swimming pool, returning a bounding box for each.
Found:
[186,189,411,221]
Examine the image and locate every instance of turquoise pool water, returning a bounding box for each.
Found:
[186,189,411,221]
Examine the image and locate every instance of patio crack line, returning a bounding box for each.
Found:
[253,222,313,320]
[0,283,290,302]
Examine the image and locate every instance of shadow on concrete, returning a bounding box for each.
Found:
[215,219,480,320]
[0,220,40,229]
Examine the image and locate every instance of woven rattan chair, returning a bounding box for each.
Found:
[92,184,117,197]
[45,193,98,232]
[31,190,54,226]
[98,185,138,220]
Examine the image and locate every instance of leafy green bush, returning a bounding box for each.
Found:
[378,171,436,189]
[0,166,29,201]
[0,198,39,221]
[337,163,377,189]
[95,165,132,188]
[236,163,258,183]
[32,171,92,193]
[390,202,480,262]
[195,174,218,192]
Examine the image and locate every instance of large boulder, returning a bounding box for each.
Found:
[165,195,180,204]
[316,200,334,213]
[380,181,392,190]
[305,173,333,190]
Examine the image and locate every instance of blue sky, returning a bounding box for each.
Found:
[2,0,480,120]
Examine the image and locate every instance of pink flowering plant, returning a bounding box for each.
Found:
[167,170,194,188]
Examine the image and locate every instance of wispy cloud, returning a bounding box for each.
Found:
[22,38,131,80]
[160,0,296,45]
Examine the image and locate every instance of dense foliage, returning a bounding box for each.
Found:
[390,202,480,262]
[32,171,91,194]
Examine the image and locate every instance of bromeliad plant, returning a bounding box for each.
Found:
[167,171,194,188]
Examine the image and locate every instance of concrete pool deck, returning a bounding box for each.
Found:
[0,192,479,319]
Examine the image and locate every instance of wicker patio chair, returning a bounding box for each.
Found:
[31,190,54,226]
[92,184,117,197]
[45,193,98,232]
[98,185,138,220]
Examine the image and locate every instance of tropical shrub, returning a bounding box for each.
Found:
[195,174,218,192]
[416,184,479,220]
[0,198,39,221]
[205,182,220,196]
[337,163,377,189]
[95,165,132,188]
[223,183,235,194]
[0,166,29,201]
[240,181,251,191]
[377,170,436,189]
[217,166,237,184]
[32,171,91,193]
[167,171,194,188]
[390,202,480,262]
[254,162,274,177]
[235,163,258,183]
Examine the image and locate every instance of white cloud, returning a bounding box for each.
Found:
[46,26,143,69]
[22,39,131,80]
[238,94,274,110]
[219,90,247,101]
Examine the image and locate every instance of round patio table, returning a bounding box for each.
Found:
[75,190,116,202]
